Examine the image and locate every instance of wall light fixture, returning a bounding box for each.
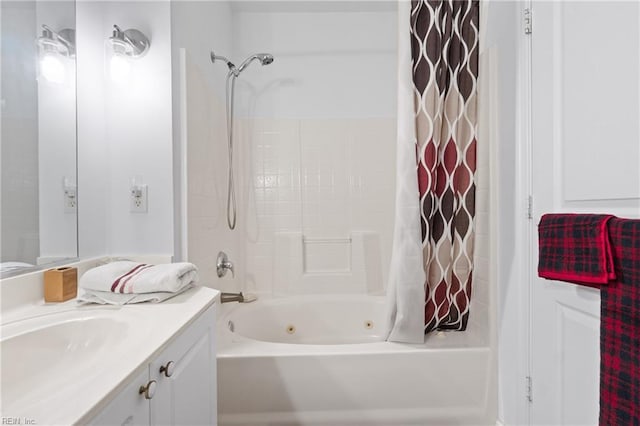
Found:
[106,25,150,82]
[36,25,75,84]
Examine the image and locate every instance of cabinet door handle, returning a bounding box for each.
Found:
[139,380,157,400]
[159,361,175,378]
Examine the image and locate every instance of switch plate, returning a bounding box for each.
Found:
[130,184,148,213]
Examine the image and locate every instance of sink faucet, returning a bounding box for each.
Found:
[216,251,234,278]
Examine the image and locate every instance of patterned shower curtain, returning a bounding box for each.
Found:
[412,0,479,333]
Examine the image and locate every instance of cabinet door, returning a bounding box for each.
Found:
[89,367,150,426]
[150,304,217,425]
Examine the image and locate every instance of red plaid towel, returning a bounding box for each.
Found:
[538,214,616,286]
[600,218,640,425]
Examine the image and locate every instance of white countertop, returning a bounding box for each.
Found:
[0,286,219,425]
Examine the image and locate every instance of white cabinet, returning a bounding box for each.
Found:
[90,303,217,426]
[151,303,217,425]
[90,368,151,426]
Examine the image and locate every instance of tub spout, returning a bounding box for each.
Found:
[220,291,257,304]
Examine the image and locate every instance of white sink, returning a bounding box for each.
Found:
[1,310,130,410]
[0,287,217,425]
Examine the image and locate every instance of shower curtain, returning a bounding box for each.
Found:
[386,0,479,342]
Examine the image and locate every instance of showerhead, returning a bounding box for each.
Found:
[257,53,274,65]
[237,53,274,73]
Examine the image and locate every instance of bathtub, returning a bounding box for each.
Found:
[217,295,494,426]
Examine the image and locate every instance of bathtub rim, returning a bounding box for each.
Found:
[217,293,490,356]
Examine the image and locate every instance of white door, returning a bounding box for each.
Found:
[530,1,640,425]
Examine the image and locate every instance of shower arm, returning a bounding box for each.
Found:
[211,51,239,76]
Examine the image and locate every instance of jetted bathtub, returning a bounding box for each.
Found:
[217,295,494,426]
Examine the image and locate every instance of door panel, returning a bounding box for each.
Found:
[557,302,600,425]
[531,1,640,425]
[559,3,640,202]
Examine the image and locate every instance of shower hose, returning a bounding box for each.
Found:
[225,71,237,230]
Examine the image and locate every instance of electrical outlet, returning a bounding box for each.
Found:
[130,184,148,213]
[64,187,77,213]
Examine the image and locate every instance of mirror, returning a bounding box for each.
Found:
[1,1,77,277]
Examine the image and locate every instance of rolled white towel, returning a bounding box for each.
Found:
[80,261,199,294]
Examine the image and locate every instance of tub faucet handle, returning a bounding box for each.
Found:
[217,251,234,278]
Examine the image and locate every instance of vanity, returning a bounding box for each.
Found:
[90,290,218,426]
[0,260,219,425]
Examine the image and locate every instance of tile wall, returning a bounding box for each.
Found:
[240,117,396,293]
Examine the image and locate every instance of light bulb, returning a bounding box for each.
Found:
[40,54,65,84]
[110,54,131,82]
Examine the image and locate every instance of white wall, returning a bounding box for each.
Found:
[481,1,525,424]
[1,2,40,264]
[170,1,242,290]
[77,1,174,258]
[232,8,397,119]
[232,4,398,294]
